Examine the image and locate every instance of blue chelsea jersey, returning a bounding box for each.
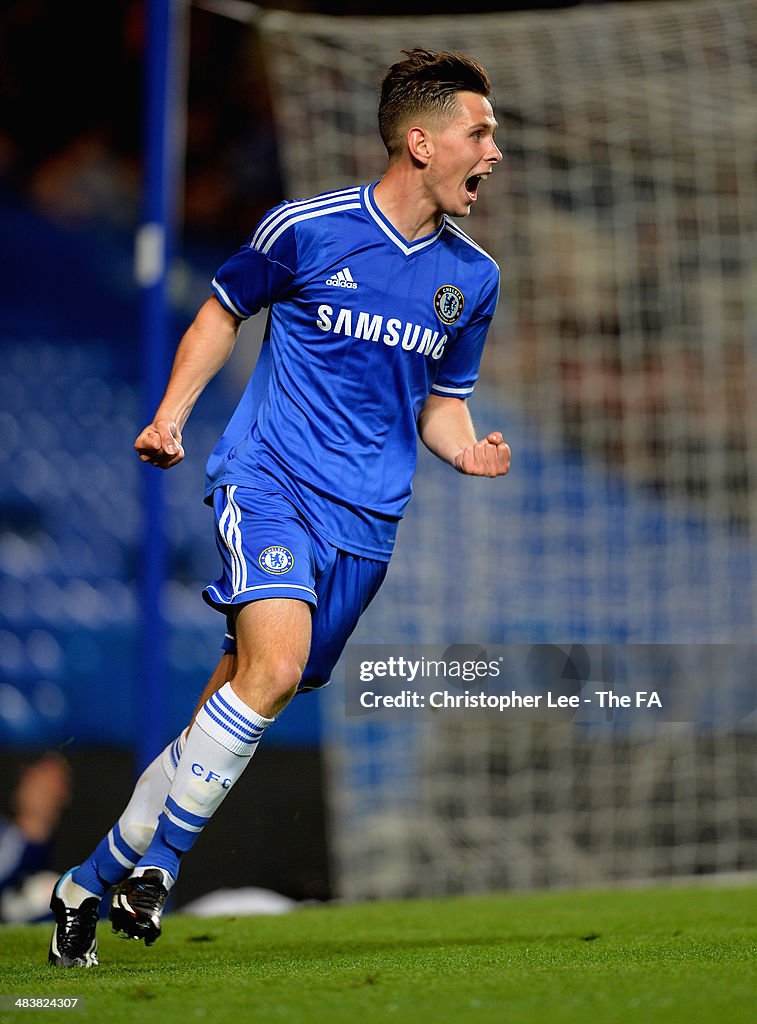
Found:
[206,182,500,561]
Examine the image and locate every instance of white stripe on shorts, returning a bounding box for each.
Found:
[217,486,247,597]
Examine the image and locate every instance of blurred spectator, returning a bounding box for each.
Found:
[0,752,71,923]
[28,127,140,230]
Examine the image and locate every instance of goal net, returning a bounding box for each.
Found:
[250,0,757,897]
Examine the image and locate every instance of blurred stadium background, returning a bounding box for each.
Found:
[0,0,755,907]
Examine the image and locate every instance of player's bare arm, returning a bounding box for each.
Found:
[135,297,242,469]
[417,392,510,478]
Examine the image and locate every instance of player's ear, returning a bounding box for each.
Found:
[407,126,433,165]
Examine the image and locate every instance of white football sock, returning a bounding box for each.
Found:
[118,728,188,855]
[69,729,188,899]
[135,683,274,881]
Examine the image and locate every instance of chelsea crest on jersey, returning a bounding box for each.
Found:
[206,182,500,561]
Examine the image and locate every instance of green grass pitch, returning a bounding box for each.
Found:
[1,886,755,1024]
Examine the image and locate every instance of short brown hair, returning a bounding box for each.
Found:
[378,48,492,160]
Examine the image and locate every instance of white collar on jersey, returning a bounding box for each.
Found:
[362,182,446,257]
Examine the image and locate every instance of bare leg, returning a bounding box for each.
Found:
[229,598,311,717]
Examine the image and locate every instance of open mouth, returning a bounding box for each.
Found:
[465,174,484,200]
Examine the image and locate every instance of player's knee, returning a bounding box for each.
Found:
[267,654,304,698]
[234,653,304,705]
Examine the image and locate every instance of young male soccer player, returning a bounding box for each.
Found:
[48,48,510,968]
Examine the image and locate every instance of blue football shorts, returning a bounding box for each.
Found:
[203,484,388,692]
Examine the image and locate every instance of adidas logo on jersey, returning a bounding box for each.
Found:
[325,267,358,289]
